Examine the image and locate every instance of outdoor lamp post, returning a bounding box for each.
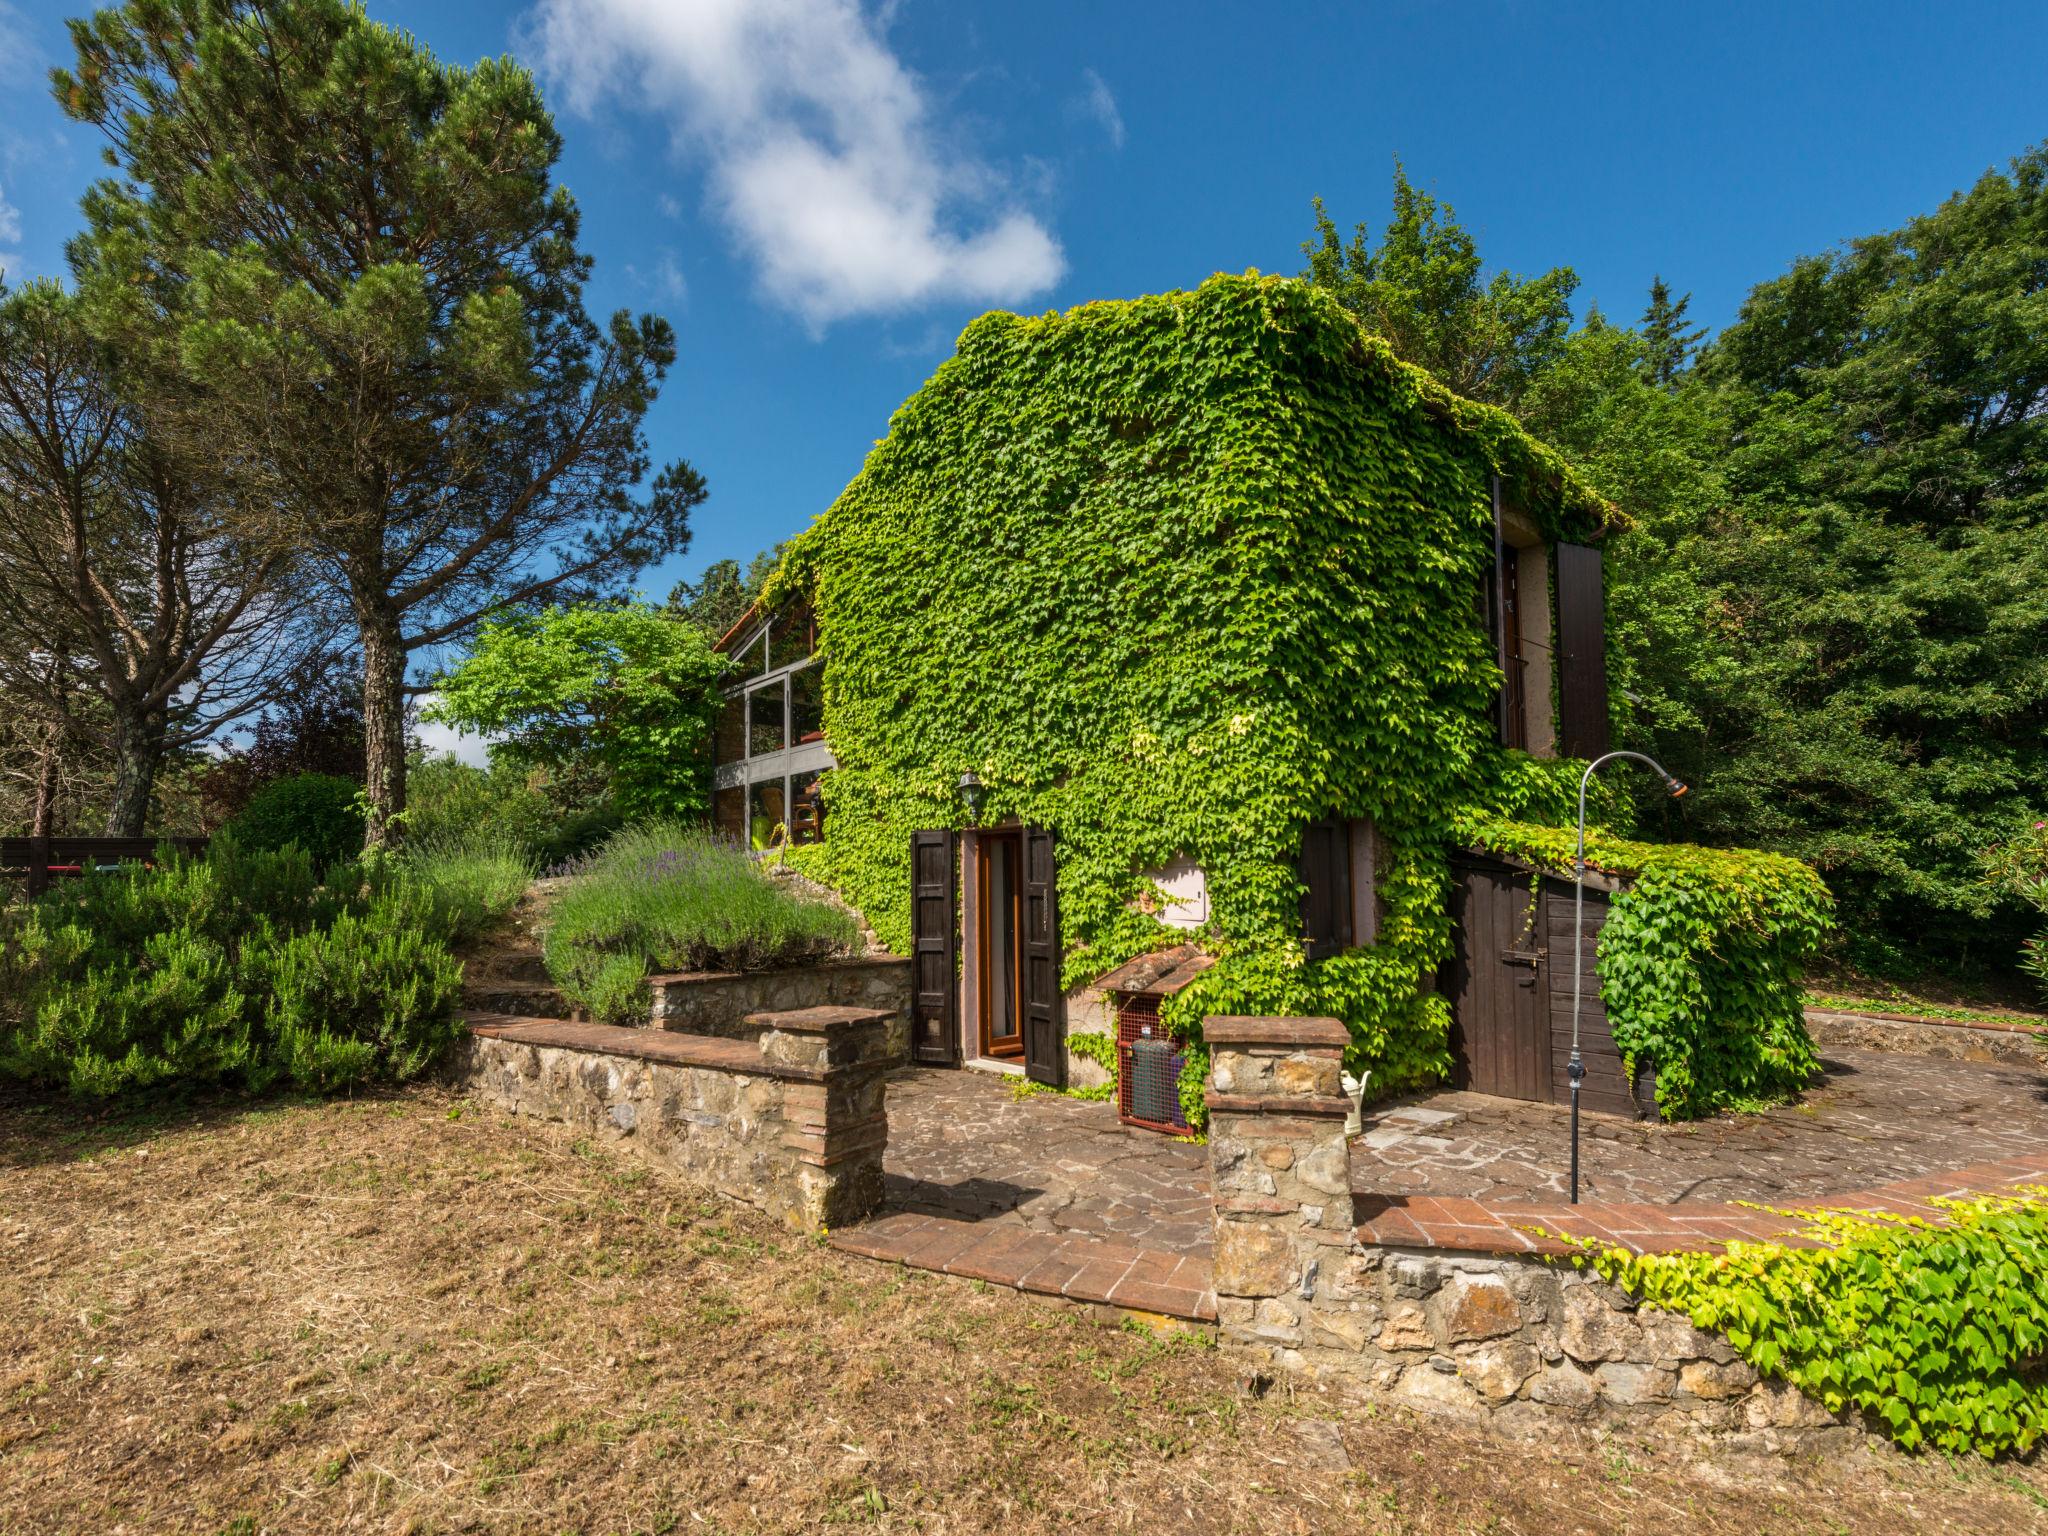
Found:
[1569,751,1689,1205]
[955,770,985,826]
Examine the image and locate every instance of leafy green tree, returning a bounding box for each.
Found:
[1641,275,1707,387]
[664,543,785,638]
[1301,164,1578,407]
[423,604,726,821]
[1667,145,2048,958]
[56,0,705,850]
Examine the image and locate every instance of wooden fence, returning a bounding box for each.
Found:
[0,835,210,898]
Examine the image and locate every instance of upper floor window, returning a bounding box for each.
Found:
[714,599,823,769]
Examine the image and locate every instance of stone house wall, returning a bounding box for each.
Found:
[1202,1015,1851,1451]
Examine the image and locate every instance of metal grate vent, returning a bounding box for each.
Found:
[1115,994,1190,1135]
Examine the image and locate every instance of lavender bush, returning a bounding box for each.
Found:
[542,822,859,1023]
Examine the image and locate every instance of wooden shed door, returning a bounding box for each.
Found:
[1020,826,1065,1087]
[1445,857,1548,1101]
[1540,877,1652,1116]
[910,829,959,1065]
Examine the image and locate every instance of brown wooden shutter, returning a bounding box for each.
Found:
[1020,826,1065,1087]
[1554,542,1611,759]
[1298,819,1354,960]
[910,829,959,1065]
[1347,817,1381,947]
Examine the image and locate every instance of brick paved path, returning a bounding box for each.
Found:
[1355,1046,2048,1205]
[879,1068,1212,1255]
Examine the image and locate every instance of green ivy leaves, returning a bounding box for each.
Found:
[1577,1194,2048,1458]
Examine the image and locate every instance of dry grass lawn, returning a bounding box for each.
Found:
[3,1084,2045,1535]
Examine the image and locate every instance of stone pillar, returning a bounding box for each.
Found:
[1202,1015,1357,1362]
[745,1004,900,1229]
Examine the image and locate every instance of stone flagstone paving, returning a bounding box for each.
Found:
[1357,1045,2048,1207]
[877,1067,1213,1256]
[872,1046,2048,1266]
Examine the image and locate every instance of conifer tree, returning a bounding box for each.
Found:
[57,0,704,848]
[1641,275,1707,387]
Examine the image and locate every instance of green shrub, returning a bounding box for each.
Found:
[1981,817,2048,1007]
[1461,817,1831,1118]
[0,833,524,1100]
[249,897,465,1092]
[405,754,622,869]
[544,823,860,1024]
[1566,1193,2048,1458]
[379,832,534,946]
[221,771,365,873]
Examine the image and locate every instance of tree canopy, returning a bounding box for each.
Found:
[423,604,726,823]
[1301,164,1578,408]
[57,0,704,848]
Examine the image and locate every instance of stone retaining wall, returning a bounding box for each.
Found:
[1804,1007,2044,1066]
[450,1008,900,1231]
[650,956,912,1058]
[1202,1015,1853,1450]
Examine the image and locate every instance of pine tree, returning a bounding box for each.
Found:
[57,0,704,849]
[1641,276,1708,387]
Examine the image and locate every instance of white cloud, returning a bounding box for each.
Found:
[0,181,22,283]
[625,249,689,303]
[1077,68,1124,150]
[525,0,1064,329]
[657,191,683,219]
[412,706,497,769]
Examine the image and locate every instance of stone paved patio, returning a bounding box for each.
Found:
[876,1046,2048,1261]
[879,1067,1212,1256]
[1356,1045,2048,1206]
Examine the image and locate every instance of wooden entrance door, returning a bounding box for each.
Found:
[976,831,1025,1058]
[1445,855,1548,1101]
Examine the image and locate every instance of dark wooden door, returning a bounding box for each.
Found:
[1445,856,1548,1101]
[910,829,959,1065]
[1020,826,1065,1087]
[1540,877,1653,1117]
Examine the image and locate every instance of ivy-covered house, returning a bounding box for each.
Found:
[715,274,1827,1127]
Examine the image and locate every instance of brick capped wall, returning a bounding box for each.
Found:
[1201,1016,1852,1451]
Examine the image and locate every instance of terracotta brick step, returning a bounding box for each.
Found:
[829,1213,1217,1323]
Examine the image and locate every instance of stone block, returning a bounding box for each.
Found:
[1456,1340,1539,1404]
[1388,1256,1442,1299]
[1558,1283,1633,1363]
[1430,1273,1521,1344]
[1376,1299,1434,1352]
[1595,1362,1676,1405]
[1393,1360,1481,1416]
[1249,1297,1302,1344]
[1213,1220,1294,1298]
[1258,1144,1295,1171]
[1273,1053,1342,1097]
[1679,1359,1754,1402]
[1744,1381,1837,1429]
[1294,1140,1351,1198]
[1306,1308,1375,1353]
[1527,1361,1598,1408]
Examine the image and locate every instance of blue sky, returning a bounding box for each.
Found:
[3,0,2044,607]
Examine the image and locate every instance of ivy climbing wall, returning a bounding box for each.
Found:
[772,272,1625,1107]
